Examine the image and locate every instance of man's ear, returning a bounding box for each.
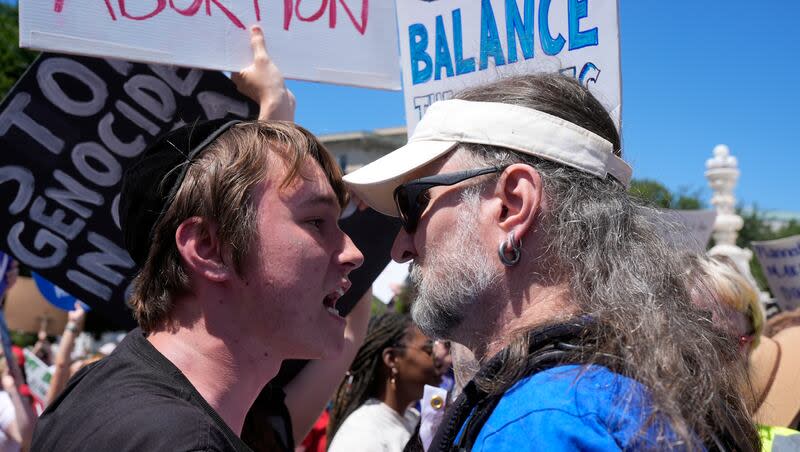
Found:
[175,217,233,283]
[493,163,543,239]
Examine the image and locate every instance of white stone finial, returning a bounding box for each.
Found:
[705,145,760,292]
[707,144,738,170]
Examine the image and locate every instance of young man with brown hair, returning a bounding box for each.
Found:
[32,28,363,452]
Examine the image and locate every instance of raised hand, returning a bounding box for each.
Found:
[232,25,296,122]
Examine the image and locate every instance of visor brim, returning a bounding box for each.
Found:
[343,140,458,216]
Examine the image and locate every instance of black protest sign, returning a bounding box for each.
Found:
[0,53,256,329]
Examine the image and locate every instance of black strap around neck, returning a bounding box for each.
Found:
[429,320,590,452]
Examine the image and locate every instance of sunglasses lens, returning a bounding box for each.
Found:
[394,187,411,229]
[396,185,432,233]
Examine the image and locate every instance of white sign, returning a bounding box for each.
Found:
[659,209,717,252]
[372,261,410,304]
[752,235,800,312]
[23,347,52,401]
[19,0,401,90]
[396,0,621,135]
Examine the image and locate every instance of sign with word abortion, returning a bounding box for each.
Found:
[0,53,257,329]
[19,0,400,90]
[397,0,621,134]
[659,209,716,252]
[23,348,52,401]
[752,235,800,312]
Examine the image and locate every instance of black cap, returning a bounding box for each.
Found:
[120,119,242,268]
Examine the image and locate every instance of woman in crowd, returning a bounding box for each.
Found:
[684,253,765,357]
[684,253,800,444]
[327,313,440,452]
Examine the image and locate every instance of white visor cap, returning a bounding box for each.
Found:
[343,99,632,217]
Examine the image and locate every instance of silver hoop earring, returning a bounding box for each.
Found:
[498,231,522,267]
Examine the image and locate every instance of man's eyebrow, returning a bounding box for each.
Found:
[298,194,340,209]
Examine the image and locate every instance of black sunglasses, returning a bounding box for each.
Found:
[393,166,505,233]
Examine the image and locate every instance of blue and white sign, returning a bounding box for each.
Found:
[397,0,621,135]
[32,272,88,312]
[752,235,800,312]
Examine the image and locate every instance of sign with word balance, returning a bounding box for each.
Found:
[19,0,401,90]
[397,0,621,135]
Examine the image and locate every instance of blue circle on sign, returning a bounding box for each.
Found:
[32,272,80,312]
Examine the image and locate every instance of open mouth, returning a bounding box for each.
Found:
[323,288,345,317]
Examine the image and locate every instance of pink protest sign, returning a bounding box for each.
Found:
[19,0,400,90]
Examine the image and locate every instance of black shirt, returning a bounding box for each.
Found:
[32,328,253,452]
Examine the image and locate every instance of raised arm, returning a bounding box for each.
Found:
[232,25,296,122]
[45,302,86,406]
[283,289,372,444]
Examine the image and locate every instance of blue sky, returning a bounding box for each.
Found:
[6,0,797,211]
[282,1,799,212]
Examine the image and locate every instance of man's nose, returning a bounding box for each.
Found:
[340,234,364,273]
[391,229,416,263]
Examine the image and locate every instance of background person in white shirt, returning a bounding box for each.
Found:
[328,313,440,452]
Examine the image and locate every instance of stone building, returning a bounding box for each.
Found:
[319,127,407,173]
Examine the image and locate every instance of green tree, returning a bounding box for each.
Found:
[630,179,673,208]
[0,2,37,99]
[673,189,704,210]
[629,179,705,209]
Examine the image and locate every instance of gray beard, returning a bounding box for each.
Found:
[410,197,501,340]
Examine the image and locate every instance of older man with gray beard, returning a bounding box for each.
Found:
[344,74,760,451]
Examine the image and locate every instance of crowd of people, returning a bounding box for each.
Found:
[0,265,126,452]
[0,25,798,452]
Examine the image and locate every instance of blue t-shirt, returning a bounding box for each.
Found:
[461,364,690,451]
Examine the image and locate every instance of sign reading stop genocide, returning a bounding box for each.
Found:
[0,53,257,328]
[19,0,401,90]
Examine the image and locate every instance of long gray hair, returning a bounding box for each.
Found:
[454,74,759,451]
